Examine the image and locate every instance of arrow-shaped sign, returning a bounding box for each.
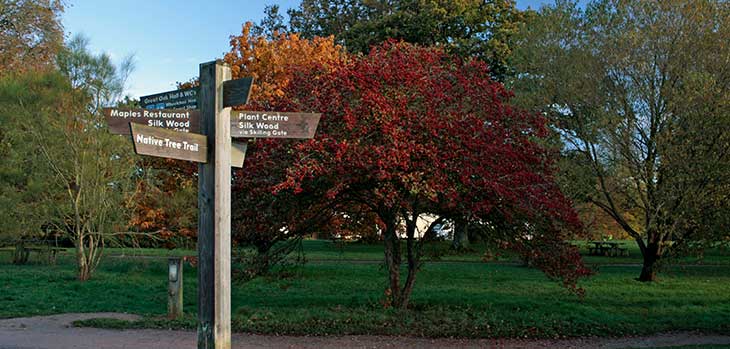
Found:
[222,77,253,108]
[231,141,247,168]
[139,87,198,110]
[130,123,207,163]
[104,107,200,135]
[230,111,321,139]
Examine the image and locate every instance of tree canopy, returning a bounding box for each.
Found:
[511,0,730,281]
[0,0,64,75]
[224,21,346,106]
[285,0,523,80]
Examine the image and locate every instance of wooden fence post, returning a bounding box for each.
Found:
[168,257,183,318]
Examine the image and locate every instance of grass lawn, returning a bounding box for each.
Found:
[0,240,729,338]
[102,239,730,265]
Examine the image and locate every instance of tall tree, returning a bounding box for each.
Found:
[259,41,589,308]
[287,0,523,80]
[511,0,730,281]
[0,0,64,75]
[0,0,64,259]
[0,72,57,261]
[0,34,138,280]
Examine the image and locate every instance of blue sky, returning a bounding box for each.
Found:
[62,0,552,99]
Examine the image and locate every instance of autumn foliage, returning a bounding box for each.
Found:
[239,41,590,307]
[0,0,64,76]
[126,161,197,248]
[219,22,353,274]
[128,22,346,250]
[224,22,346,105]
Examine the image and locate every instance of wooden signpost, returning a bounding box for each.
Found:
[196,61,232,349]
[103,60,320,349]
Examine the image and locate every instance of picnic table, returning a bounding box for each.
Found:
[0,244,65,264]
[588,241,629,257]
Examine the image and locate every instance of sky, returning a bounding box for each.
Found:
[62,0,553,99]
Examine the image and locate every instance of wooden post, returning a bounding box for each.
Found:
[197,60,232,349]
[168,257,183,318]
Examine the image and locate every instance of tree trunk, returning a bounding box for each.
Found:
[77,253,91,281]
[638,240,662,282]
[400,215,420,309]
[73,192,89,281]
[452,219,469,250]
[380,211,425,309]
[77,241,91,281]
[382,214,402,307]
[78,264,91,281]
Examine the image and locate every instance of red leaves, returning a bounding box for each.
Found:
[240,41,588,289]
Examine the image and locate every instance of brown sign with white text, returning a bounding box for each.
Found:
[130,123,207,163]
[230,111,321,139]
[103,107,200,135]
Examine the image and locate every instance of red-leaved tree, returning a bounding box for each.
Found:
[245,41,590,307]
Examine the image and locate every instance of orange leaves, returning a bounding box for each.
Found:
[127,174,196,242]
[0,1,64,76]
[224,22,346,106]
[128,181,166,232]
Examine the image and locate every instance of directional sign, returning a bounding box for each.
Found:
[222,77,253,108]
[140,87,198,110]
[231,141,247,168]
[103,107,200,135]
[230,111,321,139]
[130,123,207,163]
[101,61,315,349]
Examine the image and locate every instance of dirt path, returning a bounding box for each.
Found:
[1,313,729,349]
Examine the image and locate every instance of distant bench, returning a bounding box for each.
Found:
[0,246,66,264]
[587,241,629,257]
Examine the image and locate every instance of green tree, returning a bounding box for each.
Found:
[0,0,64,261]
[57,34,135,113]
[0,35,137,280]
[0,72,57,263]
[287,0,523,80]
[252,4,287,38]
[511,0,730,281]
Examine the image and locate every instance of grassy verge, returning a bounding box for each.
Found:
[2,249,729,338]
